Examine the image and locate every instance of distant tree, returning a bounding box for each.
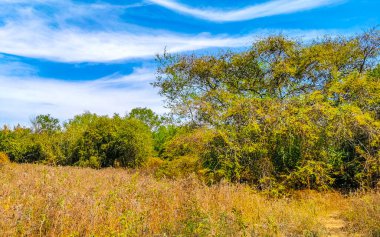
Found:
[0,126,45,163]
[127,107,162,131]
[153,124,178,156]
[31,114,61,134]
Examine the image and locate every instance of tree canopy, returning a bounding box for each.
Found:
[153,30,380,190]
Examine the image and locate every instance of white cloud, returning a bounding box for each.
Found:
[0,66,166,126]
[0,0,255,63]
[149,0,342,22]
[0,18,346,63]
[0,19,255,63]
[0,0,348,63]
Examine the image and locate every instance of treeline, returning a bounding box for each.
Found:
[1,30,379,193]
[0,112,156,168]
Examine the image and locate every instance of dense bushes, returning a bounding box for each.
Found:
[0,113,153,168]
[69,115,152,168]
[153,30,380,191]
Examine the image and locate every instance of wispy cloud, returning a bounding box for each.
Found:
[0,64,165,126]
[0,0,254,62]
[0,0,348,63]
[0,17,347,63]
[0,19,254,62]
[149,0,342,22]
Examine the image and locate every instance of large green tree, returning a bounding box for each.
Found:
[154,30,380,190]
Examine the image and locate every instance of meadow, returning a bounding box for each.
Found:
[0,163,379,236]
[0,31,379,236]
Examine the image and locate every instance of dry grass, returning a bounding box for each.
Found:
[0,163,378,236]
[343,192,380,236]
[0,152,9,166]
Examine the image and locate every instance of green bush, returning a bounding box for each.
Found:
[143,157,165,172]
[156,155,203,179]
[284,161,335,191]
[69,116,153,168]
[154,30,380,191]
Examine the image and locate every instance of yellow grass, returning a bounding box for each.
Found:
[0,163,378,236]
[0,152,9,166]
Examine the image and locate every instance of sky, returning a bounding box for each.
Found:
[0,0,379,126]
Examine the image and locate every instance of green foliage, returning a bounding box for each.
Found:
[201,131,242,183]
[161,127,215,159]
[0,126,46,163]
[31,114,61,134]
[284,161,335,191]
[126,108,179,157]
[153,124,178,156]
[127,107,162,131]
[154,30,380,191]
[155,155,202,179]
[0,113,153,168]
[68,115,153,168]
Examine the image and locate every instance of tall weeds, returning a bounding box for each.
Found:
[0,163,378,236]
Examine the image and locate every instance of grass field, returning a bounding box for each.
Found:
[0,163,379,236]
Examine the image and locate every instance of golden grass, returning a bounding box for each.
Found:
[343,192,380,236]
[0,152,9,166]
[0,163,378,236]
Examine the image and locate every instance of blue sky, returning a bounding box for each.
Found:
[0,0,379,125]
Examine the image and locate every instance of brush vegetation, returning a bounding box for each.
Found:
[0,163,379,236]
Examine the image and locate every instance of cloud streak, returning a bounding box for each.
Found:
[0,20,254,62]
[0,0,347,63]
[0,0,255,62]
[0,65,165,126]
[149,0,342,22]
[0,18,345,63]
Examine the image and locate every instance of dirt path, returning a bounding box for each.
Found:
[320,212,348,237]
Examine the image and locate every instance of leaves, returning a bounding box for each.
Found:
[154,30,380,190]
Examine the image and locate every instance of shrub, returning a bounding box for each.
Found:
[162,128,216,159]
[0,152,10,166]
[69,116,153,168]
[284,161,335,191]
[143,157,165,173]
[154,30,380,191]
[156,155,203,179]
[77,156,101,169]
